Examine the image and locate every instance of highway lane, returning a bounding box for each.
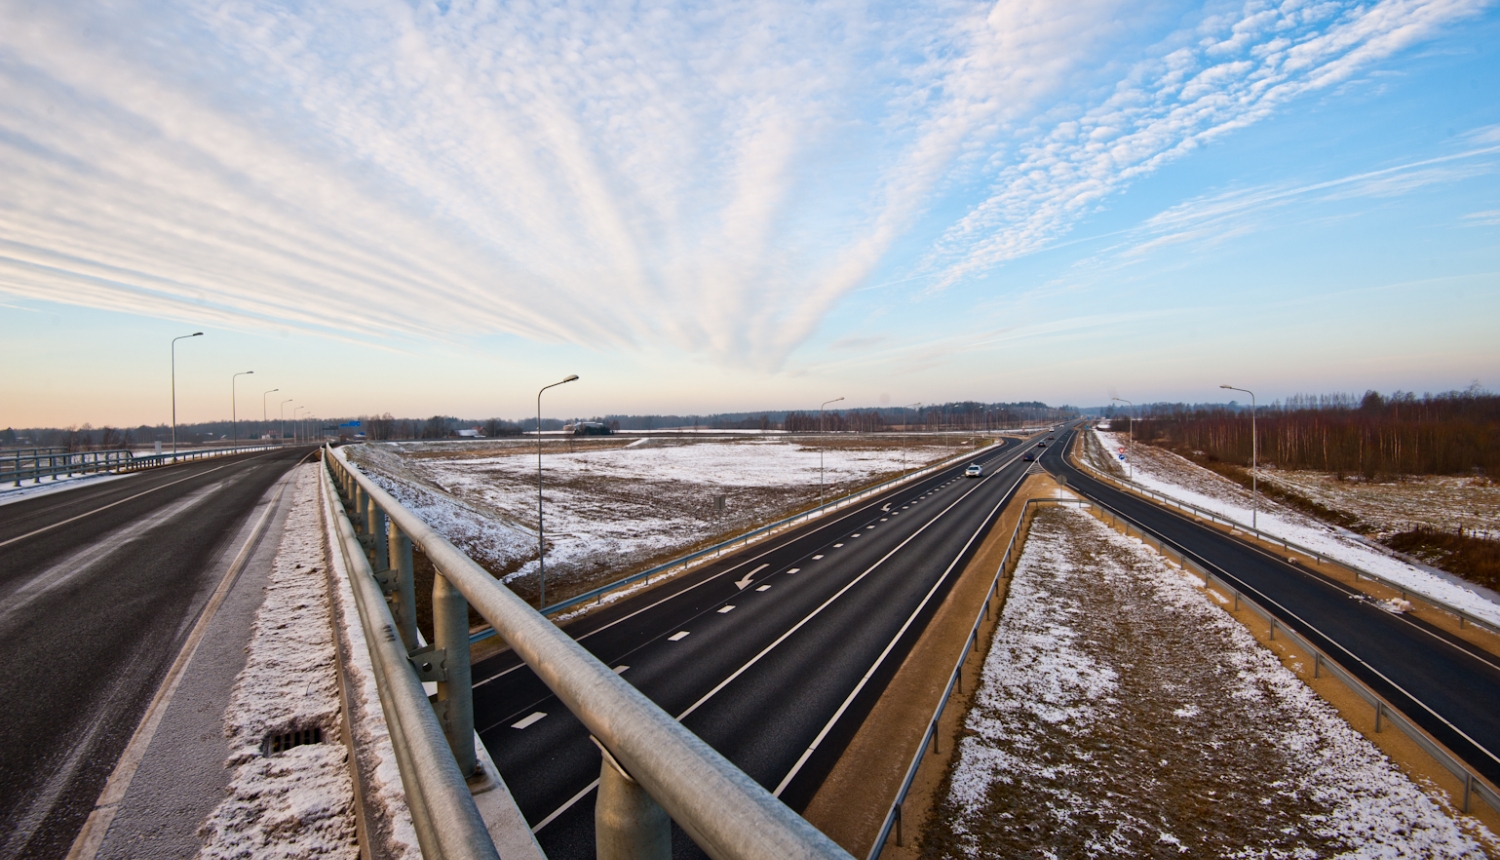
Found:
[0,448,311,860]
[1041,426,1500,789]
[472,431,1049,858]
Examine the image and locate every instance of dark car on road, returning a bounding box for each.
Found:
[1023,453,1036,461]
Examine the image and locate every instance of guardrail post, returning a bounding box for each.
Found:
[433,572,476,776]
[389,523,419,651]
[596,744,671,860]
[367,497,389,569]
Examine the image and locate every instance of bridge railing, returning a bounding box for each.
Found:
[321,445,855,860]
[2,443,288,488]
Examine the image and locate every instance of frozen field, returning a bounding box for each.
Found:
[1082,427,1500,627]
[926,505,1494,859]
[1256,470,1500,540]
[347,435,978,604]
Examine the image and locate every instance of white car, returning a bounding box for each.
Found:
[965,463,983,478]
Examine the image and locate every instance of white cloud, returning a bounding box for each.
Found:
[0,0,1484,370]
[922,0,1490,288]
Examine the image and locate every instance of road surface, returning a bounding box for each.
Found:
[473,431,1050,858]
[0,448,311,860]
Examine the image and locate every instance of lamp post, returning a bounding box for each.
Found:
[903,402,921,476]
[294,406,306,446]
[280,399,294,444]
[170,332,204,461]
[1111,397,1134,480]
[231,371,254,449]
[1221,384,1259,529]
[537,374,579,610]
[262,389,278,442]
[819,396,844,505]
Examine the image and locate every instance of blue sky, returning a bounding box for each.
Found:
[2,0,1497,427]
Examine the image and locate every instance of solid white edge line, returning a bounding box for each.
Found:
[672,445,1030,729]
[472,457,974,689]
[0,452,279,550]
[530,779,599,834]
[770,465,1026,796]
[65,465,296,860]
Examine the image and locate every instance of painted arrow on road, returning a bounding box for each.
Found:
[736,563,769,591]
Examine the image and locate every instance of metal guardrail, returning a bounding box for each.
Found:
[2,444,286,487]
[867,497,1089,858]
[321,446,856,860]
[1069,487,1500,818]
[1070,431,1500,637]
[4,448,133,486]
[375,438,1004,638]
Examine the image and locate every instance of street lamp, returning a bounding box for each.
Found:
[262,389,278,442]
[1111,397,1134,480]
[280,399,294,444]
[231,371,254,449]
[903,402,921,476]
[1221,384,1259,529]
[294,406,306,446]
[170,332,203,460]
[537,374,579,610]
[820,396,844,505]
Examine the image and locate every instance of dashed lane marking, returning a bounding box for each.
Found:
[512,712,546,730]
[756,585,772,592]
[812,555,824,560]
[718,605,735,614]
[613,666,629,674]
[787,568,801,573]
[668,631,690,641]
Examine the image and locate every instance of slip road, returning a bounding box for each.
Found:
[1041,427,1500,790]
[0,448,309,860]
[473,430,1051,859]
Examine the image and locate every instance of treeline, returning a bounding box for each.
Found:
[1126,388,1500,476]
[6,400,1077,449]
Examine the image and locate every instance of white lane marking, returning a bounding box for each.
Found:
[787,568,800,574]
[851,534,861,538]
[756,585,772,592]
[531,779,599,834]
[833,543,844,548]
[511,712,547,730]
[735,563,768,591]
[880,518,889,522]
[718,605,735,614]
[613,665,629,674]
[668,631,690,641]
[1,480,230,627]
[0,452,277,550]
[65,469,294,860]
[673,451,1029,741]
[812,555,824,560]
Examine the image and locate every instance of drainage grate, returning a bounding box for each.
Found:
[262,726,323,756]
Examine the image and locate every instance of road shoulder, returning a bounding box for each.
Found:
[802,471,1074,857]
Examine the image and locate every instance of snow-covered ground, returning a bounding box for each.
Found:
[1258,470,1500,540]
[929,505,1494,858]
[347,436,979,602]
[199,465,360,859]
[1082,426,1500,627]
[0,470,130,506]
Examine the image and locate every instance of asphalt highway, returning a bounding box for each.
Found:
[1042,426,1500,789]
[473,431,1051,858]
[0,448,311,860]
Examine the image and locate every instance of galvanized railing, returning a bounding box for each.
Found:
[1071,431,1500,636]
[1069,487,1500,818]
[321,446,856,860]
[4,448,134,486]
[2,443,287,487]
[867,497,1090,858]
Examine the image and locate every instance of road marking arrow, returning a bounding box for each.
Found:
[881,503,891,512]
[736,563,769,590]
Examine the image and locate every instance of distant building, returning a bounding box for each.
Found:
[571,421,612,436]
[455,427,483,438]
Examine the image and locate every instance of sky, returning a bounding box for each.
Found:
[2,0,1498,428]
